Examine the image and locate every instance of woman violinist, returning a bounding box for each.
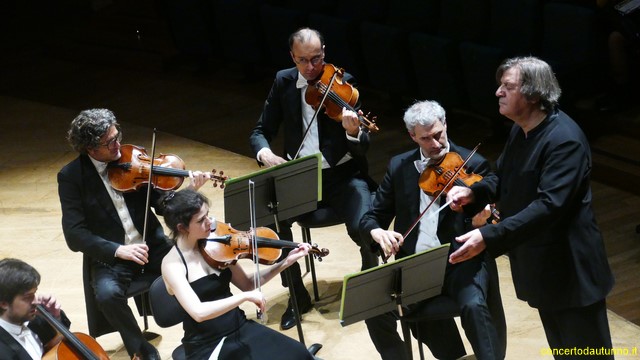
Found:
[160,189,316,360]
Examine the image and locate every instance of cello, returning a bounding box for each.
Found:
[37,304,110,360]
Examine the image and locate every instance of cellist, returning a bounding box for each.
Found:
[249,28,378,331]
[0,258,69,359]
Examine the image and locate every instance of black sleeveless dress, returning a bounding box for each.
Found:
[180,266,313,360]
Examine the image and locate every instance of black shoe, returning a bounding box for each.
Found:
[307,343,323,356]
[280,295,313,330]
[136,341,161,360]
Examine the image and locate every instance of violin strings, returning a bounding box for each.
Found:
[316,82,374,128]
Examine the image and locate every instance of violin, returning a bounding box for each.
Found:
[107,144,227,192]
[37,304,110,360]
[419,151,500,223]
[198,221,330,269]
[305,63,379,133]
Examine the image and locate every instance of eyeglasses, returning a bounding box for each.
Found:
[99,131,122,149]
[293,54,324,66]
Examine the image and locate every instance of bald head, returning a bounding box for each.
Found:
[288,28,324,50]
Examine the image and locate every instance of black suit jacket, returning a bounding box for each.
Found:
[471,110,614,310]
[360,142,495,259]
[57,154,171,337]
[249,67,372,179]
[0,312,70,360]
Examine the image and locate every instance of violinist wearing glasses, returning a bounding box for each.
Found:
[57,109,210,359]
[359,100,506,360]
[160,189,316,360]
[249,27,378,330]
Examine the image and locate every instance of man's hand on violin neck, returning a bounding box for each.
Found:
[187,170,211,191]
[116,244,150,265]
[341,108,360,137]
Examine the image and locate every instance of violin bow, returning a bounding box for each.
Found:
[381,143,481,264]
[247,179,265,322]
[141,128,158,273]
[293,69,339,161]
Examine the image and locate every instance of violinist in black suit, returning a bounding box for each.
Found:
[360,100,506,360]
[249,27,378,330]
[57,109,209,359]
[0,258,70,360]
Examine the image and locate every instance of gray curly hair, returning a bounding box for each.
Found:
[67,108,120,154]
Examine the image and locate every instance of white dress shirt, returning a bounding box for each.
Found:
[0,318,43,360]
[90,156,144,246]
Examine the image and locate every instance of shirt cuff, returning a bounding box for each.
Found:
[346,129,362,142]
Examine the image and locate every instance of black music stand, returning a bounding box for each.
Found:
[223,154,322,346]
[339,244,451,357]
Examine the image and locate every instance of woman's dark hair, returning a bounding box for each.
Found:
[162,189,210,241]
[0,258,40,315]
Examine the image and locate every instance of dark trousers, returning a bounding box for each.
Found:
[538,299,613,359]
[442,255,505,360]
[91,261,154,356]
[365,254,506,360]
[364,312,466,360]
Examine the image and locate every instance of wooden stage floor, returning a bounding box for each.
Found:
[1,96,639,359]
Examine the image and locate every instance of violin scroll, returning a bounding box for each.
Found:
[210,168,228,189]
[310,243,330,261]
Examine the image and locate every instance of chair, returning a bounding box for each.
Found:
[148,277,188,360]
[399,295,461,360]
[400,256,507,360]
[296,207,344,301]
[125,273,160,340]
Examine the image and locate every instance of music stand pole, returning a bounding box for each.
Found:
[223,154,323,346]
[266,198,306,345]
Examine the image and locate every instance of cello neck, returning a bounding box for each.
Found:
[36,305,100,360]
